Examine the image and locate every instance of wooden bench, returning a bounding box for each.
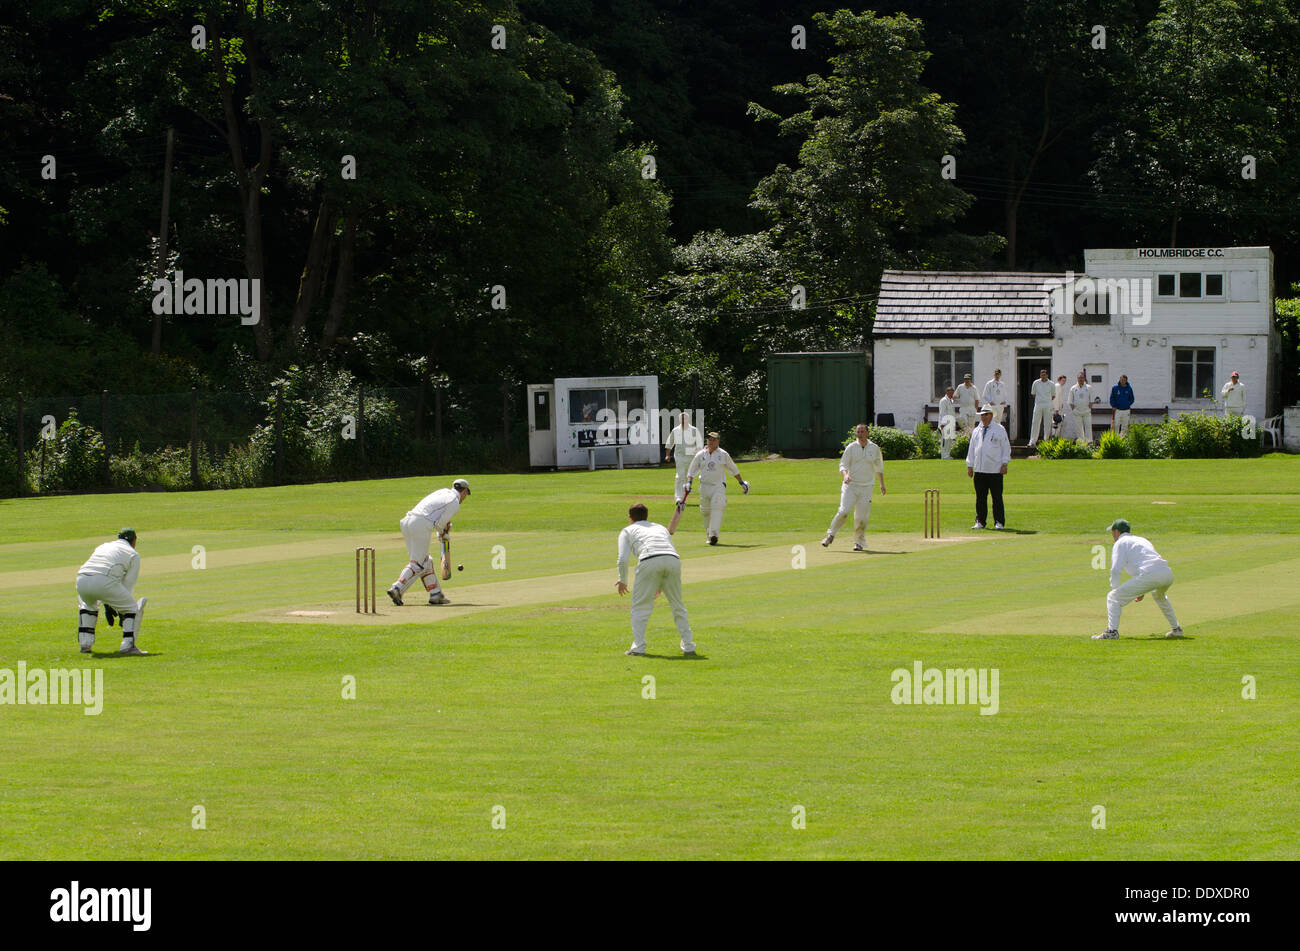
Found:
[1090,405,1168,432]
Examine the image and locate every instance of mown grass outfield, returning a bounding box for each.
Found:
[2,456,1298,860]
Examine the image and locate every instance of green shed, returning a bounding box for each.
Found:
[767,352,870,455]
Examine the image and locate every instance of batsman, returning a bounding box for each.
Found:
[387,478,470,606]
[684,431,749,545]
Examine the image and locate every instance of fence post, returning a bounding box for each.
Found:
[274,385,285,485]
[502,381,509,453]
[190,386,200,489]
[358,383,367,473]
[414,371,426,441]
[16,392,24,496]
[101,389,110,487]
[434,385,443,473]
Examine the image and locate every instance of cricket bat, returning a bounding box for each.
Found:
[440,536,452,580]
[668,494,687,535]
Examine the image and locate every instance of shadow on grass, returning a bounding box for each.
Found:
[625,652,709,661]
[89,651,163,659]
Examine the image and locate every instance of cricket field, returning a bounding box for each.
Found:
[2,457,1297,859]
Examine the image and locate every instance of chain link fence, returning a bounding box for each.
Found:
[0,381,528,497]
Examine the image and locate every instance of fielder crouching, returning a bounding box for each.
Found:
[616,503,696,657]
[76,528,149,655]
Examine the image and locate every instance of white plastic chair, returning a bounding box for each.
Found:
[1260,415,1282,449]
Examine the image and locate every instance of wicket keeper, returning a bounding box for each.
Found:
[76,528,149,655]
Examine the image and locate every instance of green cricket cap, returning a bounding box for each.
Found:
[1108,519,1130,534]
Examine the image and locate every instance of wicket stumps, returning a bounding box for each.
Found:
[355,547,376,613]
[923,489,941,539]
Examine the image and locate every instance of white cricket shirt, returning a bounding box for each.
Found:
[409,487,461,530]
[665,424,704,458]
[687,447,739,487]
[1110,534,1169,588]
[1030,378,1056,406]
[617,521,679,584]
[78,539,140,591]
[839,439,884,484]
[982,379,1008,406]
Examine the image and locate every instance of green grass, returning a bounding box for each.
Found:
[2,456,1298,859]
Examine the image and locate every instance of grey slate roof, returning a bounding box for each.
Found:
[873,270,1069,337]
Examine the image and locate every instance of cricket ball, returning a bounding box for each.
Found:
[457,563,464,571]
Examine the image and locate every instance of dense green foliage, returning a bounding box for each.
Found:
[3,1,1299,477]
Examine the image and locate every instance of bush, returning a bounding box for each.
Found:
[913,422,941,460]
[951,433,970,460]
[855,425,916,460]
[1124,423,1159,460]
[28,411,105,491]
[1037,437,1096,460]
[1161,411,1232,458]
[1096,430,1130,459]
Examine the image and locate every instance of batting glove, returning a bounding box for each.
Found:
[104,605,118,627]
[741,480,750,495]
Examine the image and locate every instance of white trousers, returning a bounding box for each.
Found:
[1028,405,1053,445]
[828,482,874,546]
[1074,410,1092,444]
[395,514,441,595]
[1113,409,1131,436]
[629,556,694,653]
[76,573,141,641]
[673,459,692,502]
[697,483,727,538]
[1107,565,1179,631]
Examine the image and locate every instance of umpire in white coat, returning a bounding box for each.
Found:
[616,503,696,656]
[966,407,1011,530]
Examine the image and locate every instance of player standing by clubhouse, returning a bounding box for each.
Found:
[1028,369,1056,447]
[1220,371,1246,416]
[387,478,470,606]
[76,528,149,655]
[1093,519,1183,640]
[966,407,1010,530]
[938,386,957,459]
[1051,374,1070,438]
[954,373,980,433]
[663,411,704,503]
[822,423,886,551]
[685,432,749,545]
[982,369,1010,428]
[1068,371,1094,445]
[615,503,696,657]
[1110,374,1135,436]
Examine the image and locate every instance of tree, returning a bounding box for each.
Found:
[747,9,1002,313]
